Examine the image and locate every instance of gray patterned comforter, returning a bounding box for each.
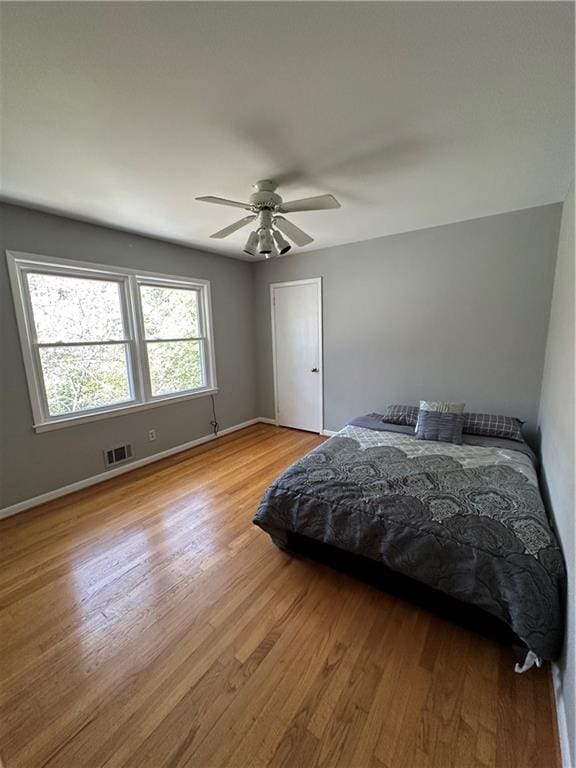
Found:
[254,420,566,660]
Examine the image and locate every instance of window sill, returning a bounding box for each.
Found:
[33,388,219,433]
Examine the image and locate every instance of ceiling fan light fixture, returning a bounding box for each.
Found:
[265,242,279,260]
[243,230,259,256]
[258,228,274,255]
[197,181,339,256]
[273,230,291,255]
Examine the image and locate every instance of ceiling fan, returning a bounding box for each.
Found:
[196,180,341,257]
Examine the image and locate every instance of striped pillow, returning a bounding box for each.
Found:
[415,410,464,444]
[463,412,524,441]
[415,401,465,444]
[418,400,465,415]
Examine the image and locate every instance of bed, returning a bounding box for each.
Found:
[253,414,566,663]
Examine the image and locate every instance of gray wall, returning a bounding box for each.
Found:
[255,205,562,442]
[538,183,575,767]
[0,203,257,508]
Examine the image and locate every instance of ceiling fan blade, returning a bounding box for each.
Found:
[278,194,341,213]
[274,216,314,247]
[209,215,257,239]
[196,196,251,211]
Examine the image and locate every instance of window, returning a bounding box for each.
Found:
[7,252,217,431]
[27,272,133,416]
[139,283,205,397]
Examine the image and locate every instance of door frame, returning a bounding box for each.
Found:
[270,277,324,434]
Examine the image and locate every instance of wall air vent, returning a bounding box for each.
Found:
[103,443,134,469]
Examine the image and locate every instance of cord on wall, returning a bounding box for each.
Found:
[210,394,220,437]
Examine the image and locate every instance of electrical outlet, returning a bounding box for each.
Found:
[148,429,157,441]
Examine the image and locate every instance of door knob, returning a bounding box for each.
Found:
[311,367,319,373]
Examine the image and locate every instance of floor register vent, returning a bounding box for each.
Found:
[104,443,134,469]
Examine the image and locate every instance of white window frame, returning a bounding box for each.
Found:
[6,251,218,433]
[136,277,214,401]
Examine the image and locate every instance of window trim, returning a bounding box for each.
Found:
[6,251,218,433]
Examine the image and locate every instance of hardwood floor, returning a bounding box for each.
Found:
[0,424,560,768]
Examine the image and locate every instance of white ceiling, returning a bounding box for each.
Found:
[1,2,573,259]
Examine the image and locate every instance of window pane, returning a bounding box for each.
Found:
[28,273,125,343]
[140,285,200,339]
[39,345,132,416]
[147,341,204,396]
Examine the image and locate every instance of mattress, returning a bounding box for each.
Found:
[253,416,566,661]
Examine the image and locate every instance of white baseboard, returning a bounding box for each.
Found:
[0,417,271,520]
[552,663,573,768]
[260,417,329,433]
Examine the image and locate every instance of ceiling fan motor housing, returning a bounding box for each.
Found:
[249,190,283,211]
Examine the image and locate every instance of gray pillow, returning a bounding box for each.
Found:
[415,400,464,432]
[418,400,465,415]
[382,404,418,426]
[463,412,524,441]
[415,410,464,444]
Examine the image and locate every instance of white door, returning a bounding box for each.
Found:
[271,279,322,433]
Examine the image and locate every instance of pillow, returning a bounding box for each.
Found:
[463,412,524,442]
[415,401,465,444]
[382,404,418,426]
[383,404,524,441]
[418,400,465,415]
[415,410,464,444]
